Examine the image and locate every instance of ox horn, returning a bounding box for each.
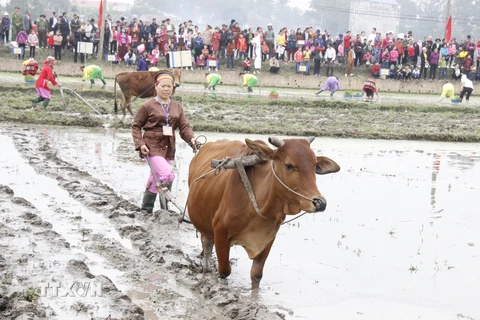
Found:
[268,137,285,148]
[307,136,315,144]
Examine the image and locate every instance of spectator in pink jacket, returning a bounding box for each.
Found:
[389,46,399,67]
[117,27,130,61]
[447,42,456,68]
[337,42,344,64]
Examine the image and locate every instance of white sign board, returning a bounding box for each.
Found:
[77,42,93,54]
[168,51,192,68]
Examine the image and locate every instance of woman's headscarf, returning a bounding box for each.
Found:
[155,71,174,84]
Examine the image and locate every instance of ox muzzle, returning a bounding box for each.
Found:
[312,197,327,212]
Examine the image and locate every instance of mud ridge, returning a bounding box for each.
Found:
[7,126,285,319]
[0,184,144,319]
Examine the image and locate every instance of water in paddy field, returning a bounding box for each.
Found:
[4,125,480,320]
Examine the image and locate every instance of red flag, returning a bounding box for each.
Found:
[98,0,103,29]
[445,15,452,43]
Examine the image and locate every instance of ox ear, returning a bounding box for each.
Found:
[245,139,274,161]
[316,156,340,175]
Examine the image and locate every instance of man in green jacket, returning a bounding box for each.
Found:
[36,15,48,49]
[80,65,107,88]
[239,72,258,92]
[204,72,222,90]
[11,6,22,40]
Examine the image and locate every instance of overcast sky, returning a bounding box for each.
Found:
[289,0,310,11]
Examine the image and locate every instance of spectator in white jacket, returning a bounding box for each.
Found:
[325,43,336,76]
[84,20,93,41]
[124,49,136,67]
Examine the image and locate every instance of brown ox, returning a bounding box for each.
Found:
[187,137,340,288]
[113,69,181,118]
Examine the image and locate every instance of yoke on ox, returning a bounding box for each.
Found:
[187,137,340,289]
[113,69,181,119]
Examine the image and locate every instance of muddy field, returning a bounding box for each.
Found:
[1,79,480,142]
[1,68,480,319]
[1,124,479,320]
[0,125,288,320]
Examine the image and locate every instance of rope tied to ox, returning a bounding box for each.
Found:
[234,158,269,220]
[213,157,315,225]
[185,155,314,226]
[178,156,230,224]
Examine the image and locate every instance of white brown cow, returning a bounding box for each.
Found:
[114,69,181,119]
[187,137,340,288]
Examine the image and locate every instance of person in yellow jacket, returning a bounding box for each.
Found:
[239,72,258,93]
[204,72,222,90]
[276,30,286,60]
[80,65,107,88]
[438,81,455,103]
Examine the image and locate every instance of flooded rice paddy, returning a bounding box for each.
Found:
[1,124,479,319]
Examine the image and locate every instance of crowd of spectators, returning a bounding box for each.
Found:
[2,8,479,81]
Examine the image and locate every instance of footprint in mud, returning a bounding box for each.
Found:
[21,212,53,228]
[0,185,14,197]
[11,197,36,209]
[67,259,95,279]
[34,230,71,248]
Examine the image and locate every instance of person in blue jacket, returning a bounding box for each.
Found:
[137,52,149,71]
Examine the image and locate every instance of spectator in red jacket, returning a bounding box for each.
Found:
[237,33,247,60]
[382,32,392,49]
[371,61,380,78]
[362,51,373,65]
[407,41,416,66]
[395,38,404,64]
[31,56,60,108]
[343,31,351,56]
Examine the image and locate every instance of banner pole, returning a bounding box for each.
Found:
[98,0,106,59]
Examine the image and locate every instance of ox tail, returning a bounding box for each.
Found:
[114,75,118,114]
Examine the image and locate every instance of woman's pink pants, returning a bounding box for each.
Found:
[145,156,175,194]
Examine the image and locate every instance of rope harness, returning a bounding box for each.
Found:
[269,161,313,225]
[234,158,269,220]
[270,161,315,202]
[182,155,314,225]
[178,156,229,224]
